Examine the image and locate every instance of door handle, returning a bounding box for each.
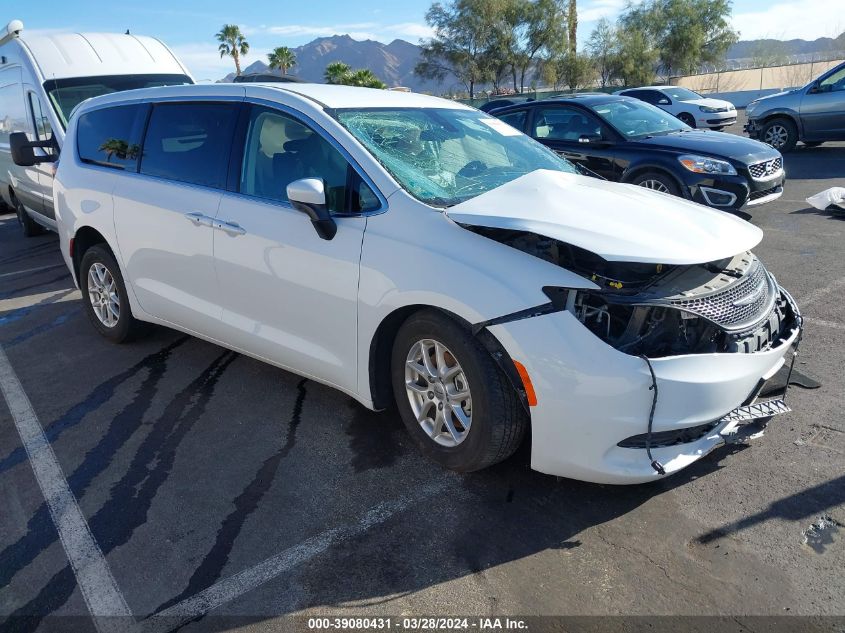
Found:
[185,212,214,227]
[213,219,246,236]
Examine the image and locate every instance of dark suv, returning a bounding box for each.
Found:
[744,61,845,151]
[493,94,785,211]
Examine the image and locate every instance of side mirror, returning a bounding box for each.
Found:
[578,133,604,145]
[10,132,57,167]
[287,178,337,240]
[657,98,671,105]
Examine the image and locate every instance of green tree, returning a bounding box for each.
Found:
[619,0,737,78]
[415,0,503,99]
[216,24,249,76]
[347,69,387,88]
[324,61,352,84]
[587,18,617,88]
[508,0,568,93]
[542,50,595,90]
[612,26,658,86]
[323,63,386,88]
[567,0,578,55]
[267,46,297,75]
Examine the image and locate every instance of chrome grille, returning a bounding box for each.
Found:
[671,259,775,330]
[748,157,783,180]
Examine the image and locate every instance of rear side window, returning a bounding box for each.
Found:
[77,105,144,170]
[496,110,527,132]
[140,102,239,189]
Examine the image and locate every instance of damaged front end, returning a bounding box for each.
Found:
[470,227,799,359]
[467,226,803,480]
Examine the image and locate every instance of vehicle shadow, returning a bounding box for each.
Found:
[142,407,752,631]
[789,205,845,219]
[783,145,845,180]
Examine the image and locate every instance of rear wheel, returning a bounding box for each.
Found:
[678,112,696,128]
[630,171,681,197]
[761,118,798,152]
[391,310,527,472]
[12,194,44,237]
[80,245,146,343]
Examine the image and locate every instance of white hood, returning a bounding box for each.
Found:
[445,170,762,265]
[681,97,734,109]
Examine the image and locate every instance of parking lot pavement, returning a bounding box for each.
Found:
[1,122,844,632]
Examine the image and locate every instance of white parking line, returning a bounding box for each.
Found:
[139,480,450,633]
[0,288,80,312]
[0,263,67,279]
[1,338,450,633]
[0,345,133,633]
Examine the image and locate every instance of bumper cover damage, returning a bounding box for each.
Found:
[479,285,802,484]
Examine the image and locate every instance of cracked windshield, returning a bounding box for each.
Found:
[337,108,577,206]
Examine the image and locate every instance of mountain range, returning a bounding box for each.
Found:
[220,34,451,92]
[219,32,845,91]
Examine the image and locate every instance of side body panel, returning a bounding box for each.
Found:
[214,193,367,395]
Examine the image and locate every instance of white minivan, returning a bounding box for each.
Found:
[0,19,193,236]
[15,83,802,484]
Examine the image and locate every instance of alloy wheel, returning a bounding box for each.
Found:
[404,338,473,447]
[638,179,670,193]
[764,124,788,149]
[87,263,120,328]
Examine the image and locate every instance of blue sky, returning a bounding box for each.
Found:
[12,0,842,80]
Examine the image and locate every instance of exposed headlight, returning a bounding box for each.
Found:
[699,105,722,113]
[678,154,737,176]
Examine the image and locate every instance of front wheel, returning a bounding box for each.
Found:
[630,171,681,197]
[678,112,696,128]
[391,310,527,472]
[80,245,146,343]
[761,118,798,152]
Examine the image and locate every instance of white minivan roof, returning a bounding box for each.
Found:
[18,32,190,81]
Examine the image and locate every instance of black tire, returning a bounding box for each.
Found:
[629,171,681,197]
[760,117,798,152]
[391,310,528,472]
[79,245,145,343]
[678,112,696,128]
[803,141,824,148]
[12,193,44,237]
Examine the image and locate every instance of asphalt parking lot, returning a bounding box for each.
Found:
[1,115,844,633]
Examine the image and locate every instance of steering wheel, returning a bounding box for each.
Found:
[457,160,488,178]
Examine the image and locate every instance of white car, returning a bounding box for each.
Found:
[16,83,801,484]
[616,86,737,130]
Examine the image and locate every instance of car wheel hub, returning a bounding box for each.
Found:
[638,179,670,193]
[764,125,788,148]
[87,262,120,328]
[404,338,472,447]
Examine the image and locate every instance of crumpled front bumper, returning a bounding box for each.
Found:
[489,290,801,484]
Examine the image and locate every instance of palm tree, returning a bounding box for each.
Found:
[324,61,352,84]
[348,69,386,89]
[267,46,297,75]
[216,24,249,76]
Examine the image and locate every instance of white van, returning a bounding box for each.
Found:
[0,19,193,236]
